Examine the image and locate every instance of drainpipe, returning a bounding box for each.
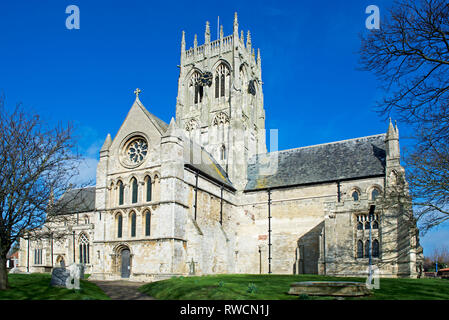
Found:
[27,237,30,273]
[220,184,224,225]
[337,180,341,202]
[268,189,272,274]
[50,233,53,268]
[72,231,76,264]
[194,170,199,220]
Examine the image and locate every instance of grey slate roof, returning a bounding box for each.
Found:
[51,187,96,215]
[183,136,234,189]
[245,134,386,191]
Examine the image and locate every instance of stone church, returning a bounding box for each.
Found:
[18,13,423,280]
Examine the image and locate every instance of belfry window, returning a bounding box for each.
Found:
[215,75,219,98]
[352,191,359,201]
[214,64,230,99]
[189,72,203,105]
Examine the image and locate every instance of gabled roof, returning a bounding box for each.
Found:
[135,98,169,134]
[50,187,96,215]
[184,140,234,189]
[245,134,387,191]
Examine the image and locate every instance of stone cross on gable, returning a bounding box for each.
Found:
[134,88,141,98]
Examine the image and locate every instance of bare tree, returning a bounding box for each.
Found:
[0,97,81,290]
[359,0,449,232]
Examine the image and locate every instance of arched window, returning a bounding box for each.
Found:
[372,239,379,258]
[215,75,220,98]
[220,73,225,97]
[352,191,359,201]
[189,72,202,105]
[220,145,226,161]
[357,240,363,258]
[117,214,123,238]
[84,215,89,224]
[214,64,230,99]
[153,175,160,201]
[365,240,370,258]
[371,188,380,200]
[118,181,124,205]
[34,248,43,265]
[109,182,115,207]
[145,211,151,236]
[365,221,371,230]
[79,233,89,264]
[357,222,363,230]
[130,212,136,237]
[131,178,138,204]
[145,176,152,202]
[373,221,379,229]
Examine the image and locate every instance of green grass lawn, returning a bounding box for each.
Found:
[139,274,449,300]
[0,273,110,300]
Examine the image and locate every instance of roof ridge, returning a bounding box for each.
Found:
[267,133,386,155]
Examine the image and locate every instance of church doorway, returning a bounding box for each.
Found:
[56,255,65,268]
[121,248,131,278]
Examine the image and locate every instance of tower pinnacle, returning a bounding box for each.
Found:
[205,21,210,43]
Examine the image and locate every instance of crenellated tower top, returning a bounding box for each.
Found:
[175,13,266,189]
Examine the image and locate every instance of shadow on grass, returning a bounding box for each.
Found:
[139,274,449,300]
[0,273,110,300]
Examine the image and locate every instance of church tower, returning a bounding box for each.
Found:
[175,13,267,189]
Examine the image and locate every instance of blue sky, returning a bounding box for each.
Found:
[0,0,446,255]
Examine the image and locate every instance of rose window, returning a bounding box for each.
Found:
[127,139,148,164]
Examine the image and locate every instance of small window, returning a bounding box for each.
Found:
[117,214,123,238]
[118,181,124,205]
[373,221,379,229]
[79,234,89,264]
[131,178,138,204]
[357,240,363,258]
[357,222,363,230]
[371,188,380,200]
[373,239,379,257]
[365,221,371,230]
[365,240,370,258]
[220,145,226,161]
[131,212,136,237]
[34,249,42,265]
[145,211,151,236]
[145,176,152,202]
[352,191,359,201]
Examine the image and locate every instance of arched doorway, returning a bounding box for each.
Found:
[121,248,131,278]
[56,255,65,268]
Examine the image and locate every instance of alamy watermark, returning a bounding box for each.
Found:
[66,5,80,30]
[365,5,380,30]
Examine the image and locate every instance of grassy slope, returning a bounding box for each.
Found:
[139,274,449,300]
[0,273,110,300]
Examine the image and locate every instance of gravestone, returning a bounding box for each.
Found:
[50,264,84,289]
[288,281,371,297]
[50,267,70,287]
